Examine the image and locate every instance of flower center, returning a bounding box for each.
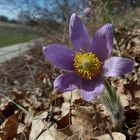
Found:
[73,52,101,80]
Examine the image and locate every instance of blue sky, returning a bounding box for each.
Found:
[0,5,20,19]
[0,0,88,20]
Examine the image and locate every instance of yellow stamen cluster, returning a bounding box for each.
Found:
[74,52,101,80]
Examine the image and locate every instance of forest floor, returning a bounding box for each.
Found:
[0,25,140,140]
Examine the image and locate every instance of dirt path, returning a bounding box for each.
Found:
[0,39,43,63]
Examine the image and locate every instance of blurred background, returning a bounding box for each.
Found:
[0,0,140,47]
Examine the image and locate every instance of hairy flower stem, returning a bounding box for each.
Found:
[100,78,124,131]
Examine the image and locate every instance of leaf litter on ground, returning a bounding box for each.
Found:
[0,27,140,139]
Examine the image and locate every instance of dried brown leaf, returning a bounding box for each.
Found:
[92,132,126,140]
[56,113,71,130]
[1,114,19,139]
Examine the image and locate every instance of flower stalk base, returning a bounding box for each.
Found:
[100,78,124,132]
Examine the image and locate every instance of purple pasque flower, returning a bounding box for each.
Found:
[43,13,134,101]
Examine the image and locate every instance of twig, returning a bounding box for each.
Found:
[24,59,36,88]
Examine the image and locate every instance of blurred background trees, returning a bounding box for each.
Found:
[0,0,139,47]
[0,0,87,24]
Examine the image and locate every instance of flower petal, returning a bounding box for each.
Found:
[80,76,104,101]
[43,44,74,70]
[69,13,90,51]
[54,72,81,92]
[91,23,113,61]
[104,57,134,77]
